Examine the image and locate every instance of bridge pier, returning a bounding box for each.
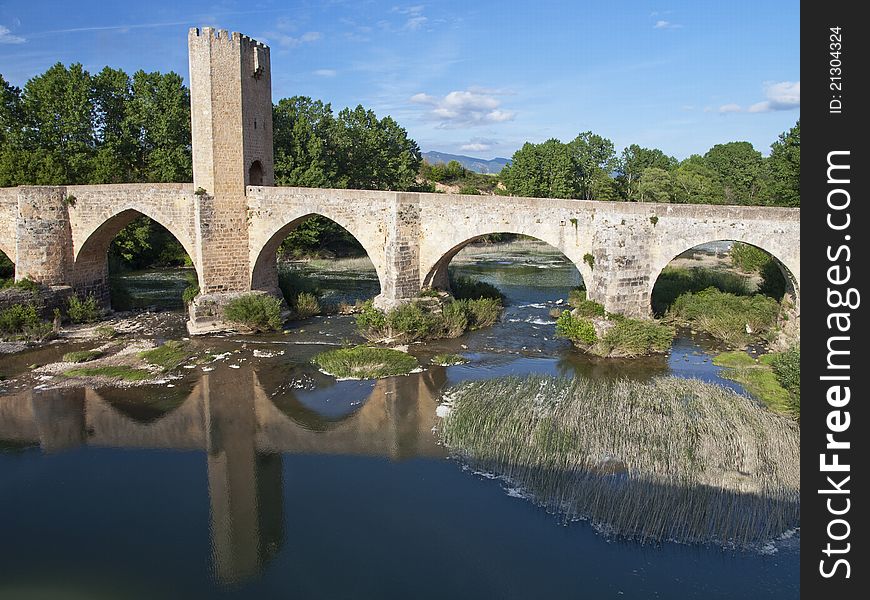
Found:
[15,186,73,286]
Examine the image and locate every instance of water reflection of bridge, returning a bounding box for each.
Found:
[0,367,445,582]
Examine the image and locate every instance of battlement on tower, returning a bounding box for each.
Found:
[188,26,274,197]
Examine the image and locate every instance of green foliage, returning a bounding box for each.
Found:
[555,311,597,344]
[672,158,725,204]
[431,353,468,366]
[182,271,199,305]
[0,250,13,281]
[62,349,103,363]
[569,131,618,200]
[0,303,47,340]
[140,340,192,371]
[703,142,767,205]
[278,216,364,258]
[458,184,480,195]
[449,274,503,301]
[667,288,781,347]
[64,365,152,381]
[766,121,800,207]
[637,167,674,202]
[223,294,284,332]
[95,325,117,340]
[651,267,750,316]
[109,216,191,271]
[768,346,800,416]
[713,351,795,417]
[67,294,100,324]
[2,277,39,292]
[599,319,675,357]
[583,253,595,269]
[730,242,770,272]
[616,144,678,200]
[356,297,502,342]
[313,346,419,379]
[501,139,579,199]
[293,291,321,319]
[567,289,605,317]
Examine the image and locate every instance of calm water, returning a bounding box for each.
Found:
[0,245,798,599]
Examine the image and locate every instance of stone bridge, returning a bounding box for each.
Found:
[0,27,800,333]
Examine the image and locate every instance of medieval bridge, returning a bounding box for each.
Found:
[0,27,800,333]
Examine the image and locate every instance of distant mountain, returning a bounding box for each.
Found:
[422,151,511,175]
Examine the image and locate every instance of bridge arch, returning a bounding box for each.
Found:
[72,207,201,305]
[649,237,799,316]
[250,212,386,297]
[421,232,592,295]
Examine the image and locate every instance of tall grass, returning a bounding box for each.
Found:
[356,296,502,342]
[223,293,284,332]
[313,346,419,379]
[667,288,780,347]
[437,375,800,548]
[652,267,750,316]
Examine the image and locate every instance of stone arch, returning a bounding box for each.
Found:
[0,246,14,281]
[250,212,386,296]
[72,208,201,305]
[249,160,264,186]
[421,232,592,294]
[648,238,800,315]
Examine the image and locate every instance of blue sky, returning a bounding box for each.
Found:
[0,0,799,160]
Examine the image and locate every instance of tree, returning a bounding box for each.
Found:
[501,139,578,199]
[703,141,767,205]
[20,62,96,184]
[637,167,674,202]
[127,70,191,182]
[569,131,617,200]
[766,120,800,207]
[91,67,136,183]
[672,156,725,204]
[273,96,336,187]
[616,145,677,200]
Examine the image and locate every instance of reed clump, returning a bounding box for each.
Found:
[437,375,800,548]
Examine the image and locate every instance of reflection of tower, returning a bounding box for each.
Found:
[203,370,284,583]
[31,388,86,452]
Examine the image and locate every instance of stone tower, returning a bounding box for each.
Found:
[188,27,274,196]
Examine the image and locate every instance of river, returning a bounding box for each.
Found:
[0,242,798,599]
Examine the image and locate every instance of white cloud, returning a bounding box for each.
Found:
[0,25,25,44]
[313,68,337,77]
[460,138,496,152]
[0,25,27,44]
[653,20,681,29]
[718,103,742,113]
[411,89,516,128]
[747,81,800,113]
[272,31,322,48]
[392,5,428,31]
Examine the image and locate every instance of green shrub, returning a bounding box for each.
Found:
[567,288,605,317]
[278,269,320,303]
[182,271,199,305]
[449,274,503,301]
[293,291,321,318]
[463,297,502,329]
[62,349,103,363]
[600,318,674,357]
[67,294,101,324]
[385,302,442,341]
[1,277,39,292]
[355,300,388,337]
[140,341,193,371]
[223,294,284,332]
[64,365,152,381]
[667,287,781,346]
[440,301,470,337]
[730,242,770,272]
[652,267,750,316]
[313,346,419,379]
[555,311,597,345]
[458,184,480,195]
[95,325,117,340]
[768,346,800,417]
[432,353,468,366]
[0,303,40,336]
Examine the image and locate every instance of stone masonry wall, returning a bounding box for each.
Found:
[15,186,72,285]
[0,187,17,264]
